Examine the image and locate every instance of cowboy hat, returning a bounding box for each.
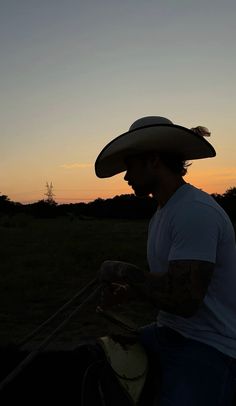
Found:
[95,116,216,178]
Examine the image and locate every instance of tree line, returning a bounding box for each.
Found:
[0,187,236,222]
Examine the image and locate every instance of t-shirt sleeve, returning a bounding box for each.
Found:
[168,202,222,263]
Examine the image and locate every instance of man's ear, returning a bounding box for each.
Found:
[148,153,161,169]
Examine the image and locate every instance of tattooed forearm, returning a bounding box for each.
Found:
[132,260,214,317]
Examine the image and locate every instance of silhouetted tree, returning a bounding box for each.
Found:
[28,200,58,218]
[0,186,235,222]
[223,187,236,199]
[222,187,236,222]
[0,194,14,214]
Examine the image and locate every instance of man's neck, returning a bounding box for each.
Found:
[152,177,186,208]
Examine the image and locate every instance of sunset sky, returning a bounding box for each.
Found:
[0,0,235,204]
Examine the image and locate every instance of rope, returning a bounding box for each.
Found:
[0,283,101,393]
[19,278,98,349]
[96,307,138,335]
[0,279,139,393]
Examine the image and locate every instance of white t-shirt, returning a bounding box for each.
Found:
[147,183,236,358]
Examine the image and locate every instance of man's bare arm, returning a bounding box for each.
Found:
[132,260,214,317]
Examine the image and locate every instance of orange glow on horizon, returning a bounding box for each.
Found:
[10,169,235,204]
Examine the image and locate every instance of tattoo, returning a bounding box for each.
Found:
[136,260,214,317]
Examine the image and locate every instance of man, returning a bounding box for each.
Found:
[95,116,236,405]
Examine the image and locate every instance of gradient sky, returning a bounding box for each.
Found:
[0,0,235,203]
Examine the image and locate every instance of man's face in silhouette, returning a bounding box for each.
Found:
[124,153,159,198]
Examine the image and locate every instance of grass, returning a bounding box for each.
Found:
[0,215,156,348]
[2,215,234,349]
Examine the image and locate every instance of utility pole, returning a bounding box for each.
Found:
[45,182,56,204]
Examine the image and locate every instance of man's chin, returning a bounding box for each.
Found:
[132,188,150,198]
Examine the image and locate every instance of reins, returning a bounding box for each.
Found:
[0,278,101,392]
[18,278,98,349]
[0,278,139,393]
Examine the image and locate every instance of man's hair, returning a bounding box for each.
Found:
[158,153,191,176]
[129,151,191,176]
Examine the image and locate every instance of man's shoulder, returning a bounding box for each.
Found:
[150,184,230,231]
[174,184,228,221]
[178,184,216,207]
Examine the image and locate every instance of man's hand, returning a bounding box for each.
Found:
[98,282,130,309]
[97,260,147,309]
[98,260,146,284]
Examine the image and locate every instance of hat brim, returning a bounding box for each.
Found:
[95,124,216,178]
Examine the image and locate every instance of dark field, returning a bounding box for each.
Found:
[0,215,156,349]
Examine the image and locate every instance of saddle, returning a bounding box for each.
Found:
[98,335,148,404]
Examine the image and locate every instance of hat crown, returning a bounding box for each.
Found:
[129,116,173,131]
